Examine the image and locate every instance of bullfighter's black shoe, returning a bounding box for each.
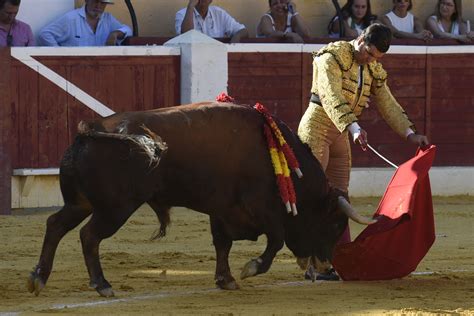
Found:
[315,268,340,281]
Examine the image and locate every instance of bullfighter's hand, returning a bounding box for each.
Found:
[354,128,368,151]
[407,133,429,148]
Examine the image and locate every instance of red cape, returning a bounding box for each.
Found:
[332,145,436,281]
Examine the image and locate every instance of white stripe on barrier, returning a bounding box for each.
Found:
[12,46,181,57]
[227,43,304,53]
[11,49,115,117]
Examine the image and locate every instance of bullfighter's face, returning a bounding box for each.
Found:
[354,35,385,65]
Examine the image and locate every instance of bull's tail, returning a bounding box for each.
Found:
[77,121,167,168]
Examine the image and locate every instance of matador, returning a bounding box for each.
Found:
[297,23,429,281]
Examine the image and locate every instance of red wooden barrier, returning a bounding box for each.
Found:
[229,50,474,167]
[9,56,180,169]
[0,48,12,215]
[6,49,474,171]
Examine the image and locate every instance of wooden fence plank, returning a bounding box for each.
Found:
[431,68,474,98]
[67,65,101,145]
[18,66,39,168]
[381,54,426,69]
[431,54,474,68]
[143,65,156,110]
[425,54,432,140]
[9,62,19,169]
[38,65,68,167]
[0,48,12,215]
[165,57,180,107]
[385,69,426,98]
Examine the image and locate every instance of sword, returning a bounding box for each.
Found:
[367,144,398,169]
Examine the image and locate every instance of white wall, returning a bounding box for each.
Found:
[16,0,75,42]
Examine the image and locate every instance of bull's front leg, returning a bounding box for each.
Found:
[240,230,284,280]
[210,217,239,290]
[28,204,92,296]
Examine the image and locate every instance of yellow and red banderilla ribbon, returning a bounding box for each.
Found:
[215,94,302,216]
[215,92,235,103]
[255,103,303,216]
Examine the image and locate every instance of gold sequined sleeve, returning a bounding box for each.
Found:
[371,81,416,138]
[316,53,358,133]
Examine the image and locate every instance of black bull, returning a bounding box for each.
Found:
[28,102,373,297]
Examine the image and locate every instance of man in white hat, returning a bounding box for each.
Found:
[39,0,131,46]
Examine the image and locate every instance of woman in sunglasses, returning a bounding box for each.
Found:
[380,0,433,41]
[426,0,473,43]
[0,0,34,47]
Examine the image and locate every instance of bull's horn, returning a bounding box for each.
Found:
[337,196,377,225]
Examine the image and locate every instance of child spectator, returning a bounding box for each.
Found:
[256,0,310,43]
[328,0,376,39]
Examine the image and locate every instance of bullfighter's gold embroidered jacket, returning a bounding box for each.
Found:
[308,40,415,137]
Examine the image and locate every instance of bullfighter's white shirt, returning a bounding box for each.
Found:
[175,6,245,38]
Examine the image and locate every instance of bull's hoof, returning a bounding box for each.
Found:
[240,258,262,280]
[97,287,115,297]
[27,270,45,296]
[90,279,114,297]
[216,279,240,290]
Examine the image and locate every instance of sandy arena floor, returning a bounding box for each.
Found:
[1,196,473,315]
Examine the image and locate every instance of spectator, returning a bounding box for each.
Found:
[426,0,474,43]
[256,0,310,43]
[380,0,433,41]
[176,0,248,43]
[38,0,131,46]
[0,0,34,47]
[328,0,376,38]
